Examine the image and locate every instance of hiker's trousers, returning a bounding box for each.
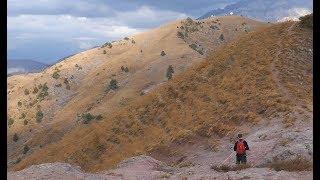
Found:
[236,153,247,164]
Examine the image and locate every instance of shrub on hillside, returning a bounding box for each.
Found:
[124,37,130,40]
[82,113,95,124]
[103,50,107,54]
[23,145,29,154]
[177,31,184,39]
[52,70,60,79]
[189,43,197,50]
[101,42,112,48]
[32,87,38,94]
[219,34,225,41]
[108,79,119,91]
[24,89,30,95]
[18,101,22,107]
[131,40,135,44]
[19,113,26,119]
[36,110,44,123]
[13,133,19,142]
[24,119,28,125]
[211,164,251,172]
[161,51,166,56]
[166,65,174,80]
[8,118,14,127]
[37,83,49,101]
[299,13,313,29]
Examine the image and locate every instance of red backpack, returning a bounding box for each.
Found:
[236,140,246,154]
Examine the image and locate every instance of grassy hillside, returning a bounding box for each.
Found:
[7,16,269,167]
[11,21,312,172]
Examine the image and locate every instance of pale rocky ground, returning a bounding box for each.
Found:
[8,112,313,179]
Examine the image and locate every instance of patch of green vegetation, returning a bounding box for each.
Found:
[177,31,184,39]
[103,50,107,54]
[124,37,130,40]
[131,40,135,44]
[24,119,29,125]
[75,64,83,70]
[166,65,174,80]
[219,34,225,41]
[189,43,197,50]
[36,110,44,123]
[24,89,30,95]
[18,101,22,107]
[19,113,26,119]
[52,70,60,79]
[8,118,14,127]
[108,79,119,91]
[37,83,49,101]
[81,113,102,123]
[23,145,29,154]
[121,66,129,73]
[32,86,39,94]
[101,42,112,48]
[13,133,19,142]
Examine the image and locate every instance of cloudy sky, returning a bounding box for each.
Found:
[8,0,236,63]
[7,0,312,64]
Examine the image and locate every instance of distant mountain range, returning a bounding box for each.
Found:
[198,0,313,22]
[7,59,48,75]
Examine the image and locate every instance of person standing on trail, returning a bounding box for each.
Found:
[234,134,249,164]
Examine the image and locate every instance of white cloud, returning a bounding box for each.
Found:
[277,8,312,22]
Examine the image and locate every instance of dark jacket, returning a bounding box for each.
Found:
[234,139,249,154]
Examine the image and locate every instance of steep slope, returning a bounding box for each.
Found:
[7,16,269,168]
[10,20,312,173]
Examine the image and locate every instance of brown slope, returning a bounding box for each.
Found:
[11,21,312,172]
[7,16,269,167]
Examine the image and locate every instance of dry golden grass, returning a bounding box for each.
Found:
[11,21,312,172]
[211,164,252,172]
[268,156,312,172]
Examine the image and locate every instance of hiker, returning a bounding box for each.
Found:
[234,134,249,164]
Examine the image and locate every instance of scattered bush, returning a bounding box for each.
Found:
[96,114,103,121]
[299,13,313,29]
[268,156,312,172]
[75,64,83,70]
[66,85,71,90]
[8,118,14,127]
[189,43,197,50]
[166,65,174,80]
[103,50,107,54]
[24,89,30,95]
[108,79,119,91]
[19,113,26,119]
[121,66,129,73]
[24,119,28,125]
[23,145,29,154]
[124,37,130,40]
[55,83,62,87]
[37,83,49,101]
[131,40,135,44]
[81,113,97,124]
[219,34,225,41]
[101,42,112,48]
[177,31,184,39]
[18,101,22,107]
[13,133,19,142]
[36,110,44,123]
[186,17,193,24]
[161,51,166,56]
[52,70,60,79]
[32,87,38,94]
[211,164,251,172]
